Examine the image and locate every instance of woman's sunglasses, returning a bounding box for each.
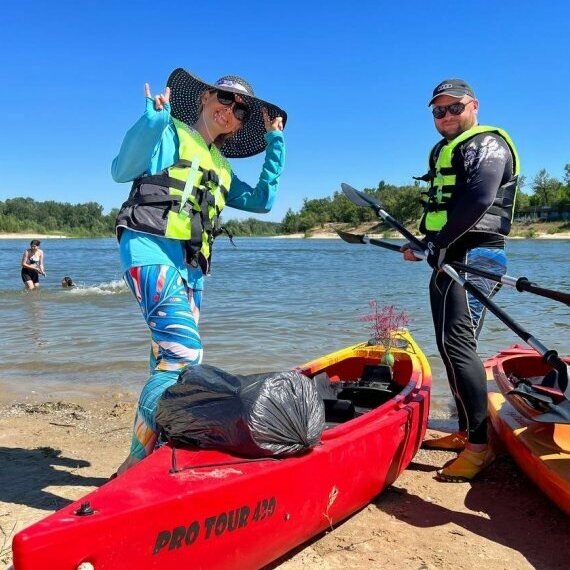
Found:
[432,100,473,119]
[215,90,250,123]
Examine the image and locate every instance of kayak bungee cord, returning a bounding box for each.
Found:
[340,183,570,411]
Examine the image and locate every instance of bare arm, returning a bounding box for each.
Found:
[21,251,33,269]
[38,250,46,275]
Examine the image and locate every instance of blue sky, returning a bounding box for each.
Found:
[2,0,569,222]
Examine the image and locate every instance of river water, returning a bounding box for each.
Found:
[1,237,568,420]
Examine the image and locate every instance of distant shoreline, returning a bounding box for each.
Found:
[273,232,570,240]
[2,231,569,241]
[0,233,69,240]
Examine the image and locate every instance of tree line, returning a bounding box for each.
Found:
[0,198,282,237]
[281,164,570,233]
[1,164,568,236]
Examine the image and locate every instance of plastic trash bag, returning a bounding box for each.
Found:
[156,364,325,457]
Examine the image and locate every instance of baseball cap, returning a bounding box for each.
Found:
[428,79,475,106]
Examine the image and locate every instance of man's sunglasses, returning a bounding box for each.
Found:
[215,90,250,123]
[432,100,472,119]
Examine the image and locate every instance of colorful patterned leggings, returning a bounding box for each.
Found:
[124,265,203,459]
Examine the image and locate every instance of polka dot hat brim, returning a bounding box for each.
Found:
[167,68,287,159]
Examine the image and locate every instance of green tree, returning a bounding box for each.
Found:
[530,169,562,206]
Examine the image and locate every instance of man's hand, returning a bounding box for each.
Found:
[400,242,423,262]
[424,240,447,270]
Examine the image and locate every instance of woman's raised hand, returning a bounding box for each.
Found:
[144,83,171,111]
[262,107,284,132]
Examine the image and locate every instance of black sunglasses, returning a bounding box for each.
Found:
[432,100,472,119]
[215,90,250,123]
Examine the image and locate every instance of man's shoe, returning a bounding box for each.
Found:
[422,431,467,451]
[436,447,495,482]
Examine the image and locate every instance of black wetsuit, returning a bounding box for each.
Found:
[426,132,515,444]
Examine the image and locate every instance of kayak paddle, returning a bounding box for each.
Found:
[340,182,570,417]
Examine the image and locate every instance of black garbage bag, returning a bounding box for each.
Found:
[155,364,325,457]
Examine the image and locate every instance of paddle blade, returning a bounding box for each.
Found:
[341,183,383,210]
[534,400,570,424]
[335,229,365,244]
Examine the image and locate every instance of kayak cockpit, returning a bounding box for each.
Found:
[308,359,411,429]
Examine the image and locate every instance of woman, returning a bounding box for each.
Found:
[112,68,286,474]
[61,276,75,288]
[21,240,46,289]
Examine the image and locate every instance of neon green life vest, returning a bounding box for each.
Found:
[419,125,520,234]
[116,118,232,274]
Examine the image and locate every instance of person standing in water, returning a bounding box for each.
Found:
[21,240,46,290]
[111,68,286,475]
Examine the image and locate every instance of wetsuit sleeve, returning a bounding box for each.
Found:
[225,130,285,213]
[111,99,178,182]
[432,134,513,248]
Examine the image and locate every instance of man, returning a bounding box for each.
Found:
[403,79,520,481]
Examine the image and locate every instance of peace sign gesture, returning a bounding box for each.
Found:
[145,83,171,111]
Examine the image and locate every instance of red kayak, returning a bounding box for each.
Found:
[12,332,430,570]
[486,344,570,515]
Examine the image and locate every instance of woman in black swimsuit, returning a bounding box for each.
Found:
[21,240,46,289]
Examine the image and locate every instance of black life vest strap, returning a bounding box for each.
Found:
[135,174,186,192]
[487,205,511,219]
[124,194,182,206]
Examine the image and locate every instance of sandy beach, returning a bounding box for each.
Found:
[1,393,568,570]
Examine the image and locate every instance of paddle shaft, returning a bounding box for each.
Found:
[354,234,570,306]
[451,263,570,306]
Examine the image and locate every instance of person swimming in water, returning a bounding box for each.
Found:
[61,276,75,288]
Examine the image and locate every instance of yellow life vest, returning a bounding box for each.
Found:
[419,125,520,235]
[116,118,232,274]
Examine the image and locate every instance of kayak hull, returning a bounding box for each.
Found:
[486,344,570,515]
[13,333,431,570]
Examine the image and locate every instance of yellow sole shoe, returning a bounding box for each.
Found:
[436,447,495,482]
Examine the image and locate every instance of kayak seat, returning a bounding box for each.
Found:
[338,384,400,409]
[361,364,393,384]
[313,369,404,428]
[324,398,356,426]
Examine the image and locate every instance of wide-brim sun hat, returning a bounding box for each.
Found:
[167,68,287,159]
